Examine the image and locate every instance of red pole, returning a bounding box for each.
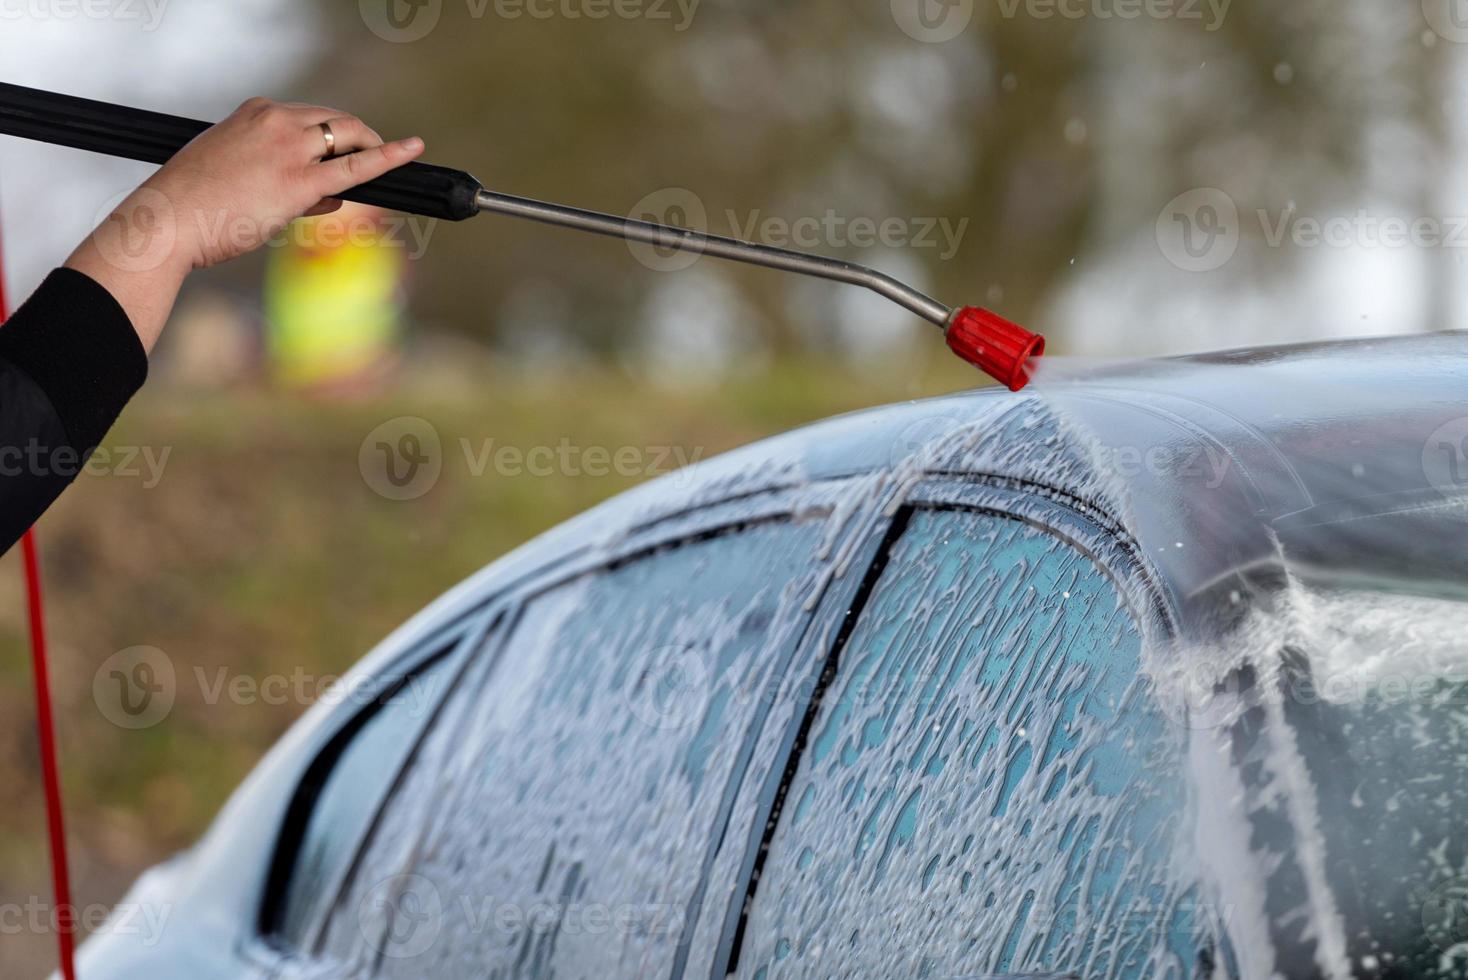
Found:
[0,198,78,980]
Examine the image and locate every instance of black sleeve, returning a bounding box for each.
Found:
[0,267,149,553]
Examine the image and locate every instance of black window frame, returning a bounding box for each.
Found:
[708,474,1174,979]
[251,477,895,979]
[255,606,494,958]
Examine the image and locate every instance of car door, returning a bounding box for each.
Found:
[719,480,1225,979]
[258,483,893,980]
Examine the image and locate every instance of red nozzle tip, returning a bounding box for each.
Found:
[945,306,1045,392]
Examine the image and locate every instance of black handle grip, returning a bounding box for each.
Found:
[0,83,482,222]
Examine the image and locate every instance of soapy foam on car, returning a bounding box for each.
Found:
[304,362,1468,978]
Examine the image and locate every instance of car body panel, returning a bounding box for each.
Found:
[76,331,1468,978]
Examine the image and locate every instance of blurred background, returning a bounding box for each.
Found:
[0,0,1465,971]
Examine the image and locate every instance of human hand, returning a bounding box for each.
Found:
[140,97,424,272]
[67,98,424,350]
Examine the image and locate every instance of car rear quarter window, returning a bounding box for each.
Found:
[314,518,828,977]
[272,652,457,952]
[734,508,1207,978]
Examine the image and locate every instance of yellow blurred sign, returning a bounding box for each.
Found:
[265,203,406,391]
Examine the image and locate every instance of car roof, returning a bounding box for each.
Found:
[409,330,1468,652]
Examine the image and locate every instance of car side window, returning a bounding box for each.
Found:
[733,508,1207,978]
[270,650,458,951]
[315,518,829,977]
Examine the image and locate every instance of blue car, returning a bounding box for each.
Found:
[80,332,1468,979]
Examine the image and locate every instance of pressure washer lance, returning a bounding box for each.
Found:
[0,83,1045,390]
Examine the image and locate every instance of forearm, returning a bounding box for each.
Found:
[63,186,192,354]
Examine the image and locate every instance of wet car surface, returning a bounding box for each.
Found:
[79,332,1468,979]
